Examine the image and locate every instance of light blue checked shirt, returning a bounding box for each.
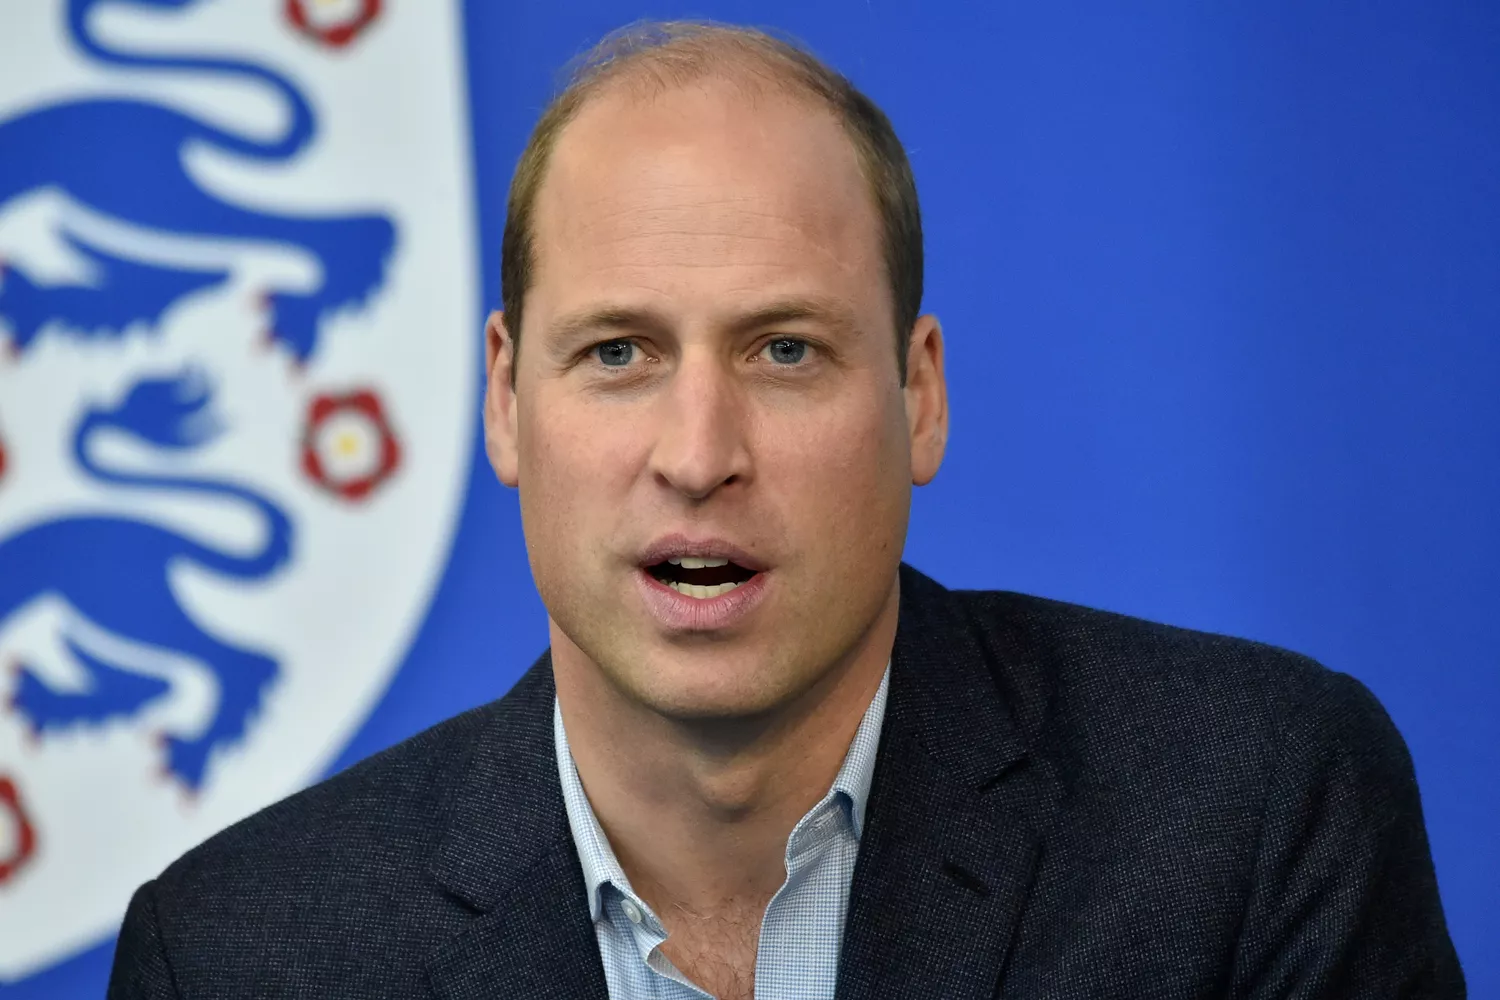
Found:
[553,662,890,1000]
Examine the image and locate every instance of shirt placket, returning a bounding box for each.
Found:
[751,794,853,1000]
[606,885,715,999]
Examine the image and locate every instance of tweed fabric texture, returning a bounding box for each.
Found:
[108,562,1465,999]
[554,665,889,999]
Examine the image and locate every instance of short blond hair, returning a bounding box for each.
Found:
[499,20,924,387]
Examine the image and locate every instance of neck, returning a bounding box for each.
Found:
[552,573,898,916]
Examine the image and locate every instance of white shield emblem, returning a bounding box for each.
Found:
[0,0,476,981]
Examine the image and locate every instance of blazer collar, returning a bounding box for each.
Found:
[834,562,1051,1000]
[423,562,1050,1000]
[425,653,611,1000]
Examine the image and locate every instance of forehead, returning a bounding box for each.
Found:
[527,77,888,331]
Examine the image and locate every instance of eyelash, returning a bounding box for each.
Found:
[584,337,819,373]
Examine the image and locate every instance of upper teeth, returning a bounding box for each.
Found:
[667,556,730,569]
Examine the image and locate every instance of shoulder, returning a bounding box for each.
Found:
[147,701,486,928]
[949,586,1399,791]
[110,681,541,996]
[888,572,1460,989]
[958,587,1338,694]
[147,659,553,917]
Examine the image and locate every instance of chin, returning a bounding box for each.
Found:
[613,645,796,722]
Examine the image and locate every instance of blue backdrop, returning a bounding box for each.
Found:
[14,0,1496,994]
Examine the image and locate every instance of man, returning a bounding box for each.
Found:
[109,20,1464,1000]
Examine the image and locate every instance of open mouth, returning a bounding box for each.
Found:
[645,559,760,598]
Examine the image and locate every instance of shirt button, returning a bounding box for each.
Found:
[622,900,643,924]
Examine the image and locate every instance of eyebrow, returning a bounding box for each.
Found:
[542,295,863,356]
[544,306,663,354]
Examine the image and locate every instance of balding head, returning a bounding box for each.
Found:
[499,20,923,387]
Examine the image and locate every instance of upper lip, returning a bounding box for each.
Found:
[638,533,770,573]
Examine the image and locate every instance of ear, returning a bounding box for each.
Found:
[904,314,948,487]
[483,310,520,488]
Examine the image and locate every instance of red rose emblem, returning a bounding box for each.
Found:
[301,389,401,501]
[285,0,381,49]
[0,775,37,885]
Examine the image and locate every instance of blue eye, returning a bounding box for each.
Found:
[588,338,813,371]
[595,340,634,367]
[766,339,807,365]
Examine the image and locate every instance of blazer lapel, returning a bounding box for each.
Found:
[423,652,609,1000]
[425,843,607,1000]
[836,563,1056,1000]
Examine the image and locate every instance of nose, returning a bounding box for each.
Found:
[647,350,753,501]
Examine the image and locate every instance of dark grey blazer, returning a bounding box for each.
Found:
[108,563,1465,998]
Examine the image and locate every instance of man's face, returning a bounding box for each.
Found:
[485,77,947,721]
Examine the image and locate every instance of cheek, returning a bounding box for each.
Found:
[516,402,632,570]
[519,391,638,487]
[765,387,908,524]
[808,379,905,468]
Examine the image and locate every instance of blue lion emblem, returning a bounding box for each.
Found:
[0,0,399,789]
[0,0,396,361]
[2,371,290,789]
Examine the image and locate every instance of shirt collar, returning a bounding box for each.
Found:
[827,662,890,842]
[554,660,891,924]
[553,697,631,923]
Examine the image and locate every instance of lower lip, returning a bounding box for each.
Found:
[635,567,771,632]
